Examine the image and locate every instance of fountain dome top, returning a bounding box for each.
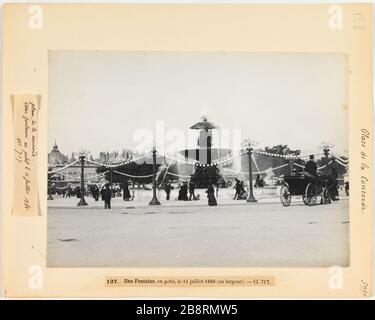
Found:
[190,116,218,131]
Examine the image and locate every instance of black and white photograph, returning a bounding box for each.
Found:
[47,51,349,268]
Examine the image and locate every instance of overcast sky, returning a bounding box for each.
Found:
[49,51,348,157]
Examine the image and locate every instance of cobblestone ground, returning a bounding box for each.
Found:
[47,193,349,268]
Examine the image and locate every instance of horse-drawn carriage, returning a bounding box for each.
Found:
[280,173,333,206]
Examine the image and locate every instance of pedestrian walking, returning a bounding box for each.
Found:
[233,178,240,199]
[206,183,217,206]
[122,182,131,201]
[164,183,171,200]
[188,180,196,200]
[93,184,100,201]
[103,183,112,209]
[178,182,188,201]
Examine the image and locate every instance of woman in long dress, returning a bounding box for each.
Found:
[122,182,131,201]
[206,183,217,206]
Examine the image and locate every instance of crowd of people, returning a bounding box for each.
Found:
[163,180,217,206]
[49,154,345,208]
[174,181,199,201]
[232,179,247,200]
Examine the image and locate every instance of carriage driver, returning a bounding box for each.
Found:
[304,155,318,177]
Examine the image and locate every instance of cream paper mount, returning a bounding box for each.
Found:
[1,3,372,298]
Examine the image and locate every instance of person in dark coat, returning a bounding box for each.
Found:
[66,185,72,198]
[305,155,318,176]
[93,185,100,201]
[328,162,339,201]
[178,182,188,201]
[188,180,196,200]
[206,183,217,206]
[254,174,265,188]
[164,183,171,200]
[100,187,105,201]
[178,184,183,200]
[122,182,131,201]
[183,182,189,200]
[233,178,240,199]
[74,186,81,198]
[345,181,349,196]
[237,181,246,200]
[102,184,112,209]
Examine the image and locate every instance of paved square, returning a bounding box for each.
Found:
[47,193,349,268]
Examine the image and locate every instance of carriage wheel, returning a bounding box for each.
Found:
[321,187,331,204]
[280,184,291,207]
[305,183,317,206]
[302,195,308,205]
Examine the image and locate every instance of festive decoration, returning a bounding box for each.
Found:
[48,159,80,174]
[222,163,289,175]
[85,153,150,168]
[48,148,349,187]
[113,170,153,179]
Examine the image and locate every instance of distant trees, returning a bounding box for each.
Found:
[96,160,184,187]
[264,145,301,156]
[96,162,157,185]
[191,165,222,188]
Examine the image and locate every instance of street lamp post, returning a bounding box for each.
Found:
[109,168,114,198]
[246,147,257,203]
[77,155,88,206]
[149,147,161,206]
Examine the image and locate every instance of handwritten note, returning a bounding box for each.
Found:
[12,95,40,216]
[360,128,371,215]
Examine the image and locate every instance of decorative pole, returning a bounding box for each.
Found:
[149,147,161,205]
[289,160,294,175]
[246,147,257,203]
[77,155,88,206]
[110,167,114,198]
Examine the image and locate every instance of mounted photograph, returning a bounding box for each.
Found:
[47,51,349,268]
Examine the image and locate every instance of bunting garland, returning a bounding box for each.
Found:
[48,159,80,174]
